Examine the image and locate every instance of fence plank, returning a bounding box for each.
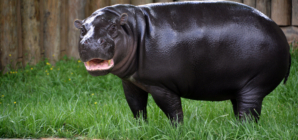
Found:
[20,0,41,66]
[177,0,242,2]
[243,0,256,7]
[177,0,196,1]
[86,0,110,16]
[68,0,86,59]
[154,0,173,2]
[271,0,291,26]
[292,0,298,25]
[256,0,271,18]
[39,0,44,59]
[60,0,68,58]
[281,26,298,48]
[131,0,153,5]
[0,0,19,73]
[0,0,2,71]
[110,0,131,5]
[228,0,243,3]
[42,0,61,65]
[17,0,23,67]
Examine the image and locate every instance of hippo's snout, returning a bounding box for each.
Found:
[79,40,115,61]
[79,44,115,76]
[78,36,115,76]
[97,38,105,44]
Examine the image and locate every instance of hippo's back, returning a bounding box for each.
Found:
[138,1,273,32]
[134,1,290,100]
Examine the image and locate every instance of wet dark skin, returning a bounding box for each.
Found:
[74,1,291,124]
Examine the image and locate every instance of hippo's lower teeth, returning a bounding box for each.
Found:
[84,59,114,71]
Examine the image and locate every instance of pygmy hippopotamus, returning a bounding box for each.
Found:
[74,1,291,123]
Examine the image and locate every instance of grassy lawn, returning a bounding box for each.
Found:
[1,50,297,139]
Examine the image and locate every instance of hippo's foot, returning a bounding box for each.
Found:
[230,97,264,123]
[122,80,149,120]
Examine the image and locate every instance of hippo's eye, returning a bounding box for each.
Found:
[111,24,116,30]
[81,27,87,36]
[108,24,118,38]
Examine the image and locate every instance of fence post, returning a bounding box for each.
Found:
[271,0,291,26]
[110,0,131,5]
[243,0,256,8]
[20,0,41,66]
[131,0,153,5]
[68,0,86,59]
[256,0,271,18]
[0,0,19,73]
[86,0,110,16]
[17,0,23,68]
[154,0,173,2]
[177,0,242,3]
[42,0,61,65]
[293,0,298,26]
[60,0,68,59]
[229,0,243,3]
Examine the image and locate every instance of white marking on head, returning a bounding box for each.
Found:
[80,11,105,44]
[84,11,105,24]
[80,25,95,44]
[84,16,96,25]
[128,75,135,82]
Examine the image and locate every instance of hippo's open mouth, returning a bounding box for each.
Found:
[84,59,114,71]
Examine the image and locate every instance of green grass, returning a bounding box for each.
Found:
[1,50,298,139]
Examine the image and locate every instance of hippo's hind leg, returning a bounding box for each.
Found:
[232,95,264,122]
[232,64,286,122]
[122,80,148,120]
[231,97,263,122]
[232,77,278,122]
[230,99,238,116]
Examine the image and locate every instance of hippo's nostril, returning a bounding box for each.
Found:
[98,39,105,44]
[84,40,89,44]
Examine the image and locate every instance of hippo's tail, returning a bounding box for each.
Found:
[283,54,291,84]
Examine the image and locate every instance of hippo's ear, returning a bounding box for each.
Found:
[120,13,128,25]
[74,20,83,29]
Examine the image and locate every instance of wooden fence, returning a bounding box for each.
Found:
[1,0,297,73]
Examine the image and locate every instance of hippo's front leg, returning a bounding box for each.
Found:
[150,88,183,124]
[122,80,148,120]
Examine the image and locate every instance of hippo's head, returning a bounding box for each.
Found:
[74,10,129,76]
